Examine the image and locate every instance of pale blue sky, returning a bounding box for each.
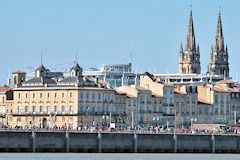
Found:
[0,0,239,84]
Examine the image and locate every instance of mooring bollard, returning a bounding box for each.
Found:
[134,132,138,153]
[65,131,69,153]
[32,131,36,153]
[174,132,177,153]
[98,132,102,153]
[211,134,215,153]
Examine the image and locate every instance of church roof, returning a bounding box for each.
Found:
[12,70,26,74]
[24,77,56,84]
[59,76,81,83]
[36,64,47,71]
[71,63,81,70]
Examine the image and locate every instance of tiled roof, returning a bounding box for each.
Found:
[24,77,56,84]
[59,77,80,83]
[216,79,235,84]
[0,86,10,92]
[198,99,212,105]
[213,85,231,93]
[12,70,26,74]
[36,64,47,70]
[71,63,82,70]
[152,92,162,97]
[142,72,156,81]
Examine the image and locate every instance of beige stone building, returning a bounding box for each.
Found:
[0,86,13,124]
[173,85,198,127]
[140,72,175,126]
[197,80,240,124]
[115,85,163,127]
[6,63,127,129]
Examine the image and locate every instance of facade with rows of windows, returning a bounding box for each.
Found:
[6,63,129,129]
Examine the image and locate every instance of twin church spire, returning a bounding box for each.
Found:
[179,9,201,74]
[179,8,229,78]
[208,11,229,77]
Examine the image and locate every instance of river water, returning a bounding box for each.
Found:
[0,153,239,160]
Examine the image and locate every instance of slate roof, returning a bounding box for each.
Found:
[71,63,82,70]
[59,77,80,83]
[24,77,56,84]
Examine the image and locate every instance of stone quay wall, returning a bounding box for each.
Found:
[0,131,239,153]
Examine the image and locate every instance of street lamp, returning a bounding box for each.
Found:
[26,112,29,129]
[191,118,197,131]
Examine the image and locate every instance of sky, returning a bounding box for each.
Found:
[0,0,239,85]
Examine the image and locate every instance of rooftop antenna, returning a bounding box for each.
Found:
[41,51,43,65]
[75,49,78,64]
[130,41,133,66]
[219,5,221,13]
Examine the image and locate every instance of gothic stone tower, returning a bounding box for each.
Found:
[208,11,229,78]
[179,10,201,74]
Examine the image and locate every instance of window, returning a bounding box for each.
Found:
[18,93,21,99]
[25,93,28,99]
[62,106,65,113]
[17,106,21,114]
[62,93,65,98]
[70,92,73,98]
[33,93,35,99]
[69,105,73,113]
[98,93,101,99]
[54,106,57,113]
[54,93,57,98]
[47,106,51,113]
[214,95,218,103]
[32,106,36,113]
[25,106,28,113]
[47,93,50,98]
[40,106,43,113]
[86,92,89,99]
[192,97,196,103]
[79,92,83,99]
[40,93,43,99]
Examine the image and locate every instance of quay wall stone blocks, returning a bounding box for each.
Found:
[137,134,175,153]
[215,135,240,153]
[35,131,66,152]
[101,132,134,153]
[177,134,212,153]
[0,131,32,152]
[69,132,98,152]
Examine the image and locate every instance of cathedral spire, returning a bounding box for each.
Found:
[208,9,229,78]
[186,9,196,51]
[178,7,201,75]
[215,10,224,51]
[179,43,183,53]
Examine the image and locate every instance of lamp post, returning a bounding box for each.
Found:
[191,117,197,131]
[26,112,29,129]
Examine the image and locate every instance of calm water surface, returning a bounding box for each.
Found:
[0,153,239,160]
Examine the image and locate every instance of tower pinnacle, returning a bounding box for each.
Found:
[178,8,201,74]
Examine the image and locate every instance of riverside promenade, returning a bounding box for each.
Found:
[0,130,239,153]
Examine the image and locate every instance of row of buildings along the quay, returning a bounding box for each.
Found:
[0,9,240,130]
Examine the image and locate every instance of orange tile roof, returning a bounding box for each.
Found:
[216,79,235,84]
[12,70,26,74]
[97,80,108,86]
[152,92,162,97]
[0,86,10,92]
[198,99,212,105]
